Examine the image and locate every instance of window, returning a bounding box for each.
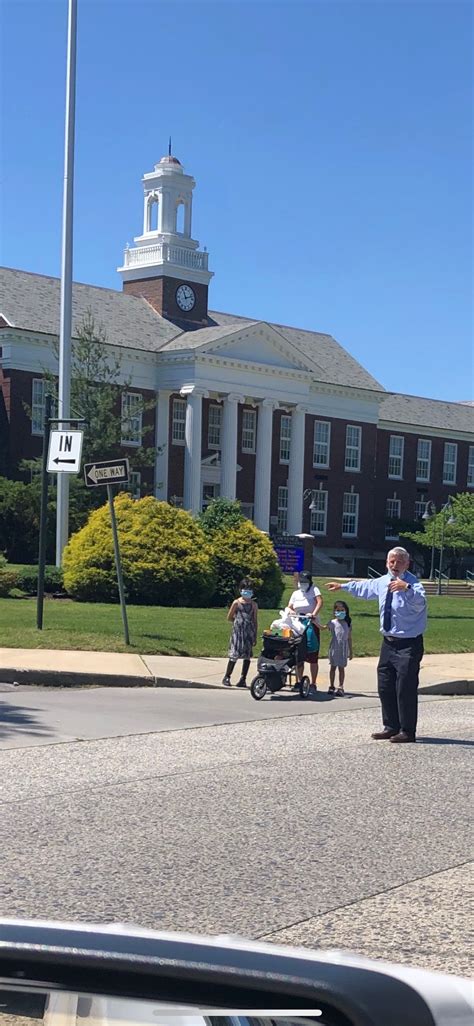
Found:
[416,438,431,481]
[277,486,288,532]
[279,415,291,463]
[202,482,220,510]
[313,420,331,467]
[468,446,474,488]
[172,398,186,445]
[442,442,457,485]
[129,471,141,500]
[121,392,142,446]
[388,435,404,478]
[310,490,328,535]
[385,498,401,540]
[32,378,46,435]
[241,409,256,453]
[240,502,254,520]
[344,425,362,471]
[342,492,359,536]
[208,404,222,448]
[414,499,427,520]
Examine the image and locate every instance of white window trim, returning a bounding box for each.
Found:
[171,398,186,446]
[468,445,474,488]
[207,403,222,450]
[241,409,256,454]
[32,378,45,436]
[121,391,143,447]
[279,415,291,465]
[342,492,359,537]
[416,438,432,482]
[277,485,288,532]
[129,471,141,500]
[310,489,328,535]
[312,420,331,469]
[388,435,404,479]
[442,442,457,485]
[344,424,362,473]
[385,498,401,540]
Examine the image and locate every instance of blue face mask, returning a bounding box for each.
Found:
[335,610,346,619]
[241,589,253,599]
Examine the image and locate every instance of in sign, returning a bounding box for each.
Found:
[47,430,84,474]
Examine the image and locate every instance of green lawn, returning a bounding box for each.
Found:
[0,581,472,656]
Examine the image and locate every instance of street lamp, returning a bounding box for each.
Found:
[422,501,437,580]
[424,499,456,594]
[437,499,456,596]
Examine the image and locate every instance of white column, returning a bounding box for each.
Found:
[184,196,192,237]
[181,387,207,515]
[287,405,307,535]
[154,389,171,501]
[221,393,244,500]
[254,399,277,531]
[158,189,165,233]
[143,193,149,234]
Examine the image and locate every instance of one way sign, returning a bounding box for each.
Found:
[47,430,84,474]
[84,458,129,487]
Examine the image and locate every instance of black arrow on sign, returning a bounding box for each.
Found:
[53,457,75,465]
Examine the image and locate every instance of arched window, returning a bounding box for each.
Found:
[149,197,158,231]
[176,201,185,234]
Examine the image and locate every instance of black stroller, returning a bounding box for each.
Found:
[249,625,311,701]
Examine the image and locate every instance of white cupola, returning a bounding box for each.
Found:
[118,148,213,286]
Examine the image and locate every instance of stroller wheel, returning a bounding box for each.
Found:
[299,675,311,699]
[250,676,268,701]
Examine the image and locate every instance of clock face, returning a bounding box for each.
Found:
[176,283,196,312]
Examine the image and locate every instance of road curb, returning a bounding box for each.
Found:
[0,667,471,694]
[419,679,473,696]
[0,668,223,689]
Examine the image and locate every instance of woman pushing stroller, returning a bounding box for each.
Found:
[288,571,323,691]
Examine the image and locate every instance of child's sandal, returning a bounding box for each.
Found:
[336,687,345,696]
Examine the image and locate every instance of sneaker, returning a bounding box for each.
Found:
[336,688,345,697]
[236,679,247,688]
[222,676,232,687]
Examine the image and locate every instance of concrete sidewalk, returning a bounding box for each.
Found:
[0,647,472,694]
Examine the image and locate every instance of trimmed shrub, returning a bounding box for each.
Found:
[209,519,284,608]
[0,561,21,595]
[62,494,216,605]
[18,566,64,595]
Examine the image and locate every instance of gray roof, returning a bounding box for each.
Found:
[380,393,474,434]
[0,267,179,351]
[175,310,385,392]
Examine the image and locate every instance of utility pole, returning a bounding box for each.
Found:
[56,0,78,566]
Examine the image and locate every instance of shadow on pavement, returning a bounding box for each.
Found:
[0,701,52,740]
[417,736,474,747]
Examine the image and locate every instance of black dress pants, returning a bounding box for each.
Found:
[377,635,424,738]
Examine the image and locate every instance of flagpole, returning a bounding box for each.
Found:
[56,0,78,566]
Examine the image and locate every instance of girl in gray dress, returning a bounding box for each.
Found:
[222,578,258,688]
[324,600,353,695]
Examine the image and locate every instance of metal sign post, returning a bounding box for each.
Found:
[37,417,85,630]
[106,485,130,646]
[37,396,53,630]
[84,457,131,646]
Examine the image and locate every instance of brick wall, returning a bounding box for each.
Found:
[123,276,209,329]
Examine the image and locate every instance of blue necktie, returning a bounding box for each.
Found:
[383,585,393,633]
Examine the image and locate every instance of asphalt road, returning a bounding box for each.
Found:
[0,688,472,978]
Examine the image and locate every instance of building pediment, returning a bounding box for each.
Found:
[200,322,319,373]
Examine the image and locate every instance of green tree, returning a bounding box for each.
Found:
[402,493,474,553]
[43,310,157,468]
[198,497,245,534]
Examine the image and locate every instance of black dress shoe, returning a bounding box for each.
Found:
[389,731,416,743]
[371,728,398,740]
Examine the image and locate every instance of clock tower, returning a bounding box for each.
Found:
[118,149,213,329]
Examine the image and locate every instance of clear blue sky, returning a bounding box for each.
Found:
[1,0,472,401]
